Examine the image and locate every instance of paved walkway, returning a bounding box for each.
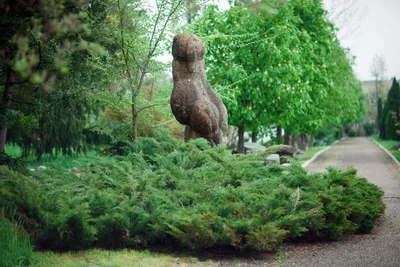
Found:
[277,137,400,267]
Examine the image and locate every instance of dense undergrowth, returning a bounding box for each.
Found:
[0,130,385,252]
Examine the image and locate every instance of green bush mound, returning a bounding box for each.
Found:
[0,212,33,266]
[0,131,385,252]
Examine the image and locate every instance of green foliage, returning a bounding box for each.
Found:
[371,134,400,161]
[363,122,375,136]
[1,0,113,158]
[348,128,357,137]
[0,212,33,267]
[378,97,384,138]
[1,133,384,252]
[191,0,365,136]
[0,153,25,173]
[381,78,400,140]
[314,124,340,145]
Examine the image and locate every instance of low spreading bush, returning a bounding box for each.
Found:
[0,131,385,252]
[0,212,33,266]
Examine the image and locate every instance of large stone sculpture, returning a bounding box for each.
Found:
[170,33,228,145]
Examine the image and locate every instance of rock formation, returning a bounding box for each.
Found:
[170,33,228,145]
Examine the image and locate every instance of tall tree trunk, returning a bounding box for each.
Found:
[284,130,291,145]
[309,135,314,148]
[290,133,297,149]
[251,131,257,143]
[276,125,282,144]
[132,95,138,142]
[0,70,15,153]
[187,0,193,24]
[302,134,309,151]
[238,124,245,154]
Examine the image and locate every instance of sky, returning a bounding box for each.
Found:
[219,0,400,81]
[327,0,400,81]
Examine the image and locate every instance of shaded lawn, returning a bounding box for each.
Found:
[371,135,400,161]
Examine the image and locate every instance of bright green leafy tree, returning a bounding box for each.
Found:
[192,3,313,151]
[192,0,364,151]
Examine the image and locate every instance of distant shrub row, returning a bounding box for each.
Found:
[0,131,385,251]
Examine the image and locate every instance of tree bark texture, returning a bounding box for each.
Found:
[276,125,282,144]
[0,70,15,153]
[131,96,138,142]
[284,130,291,145]
[251,131,257,143]
[309,135,314,148]
[238,124,245,154]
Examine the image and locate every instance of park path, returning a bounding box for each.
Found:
[275,137,400,267]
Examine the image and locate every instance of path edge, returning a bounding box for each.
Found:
[301,139,340,168]
[370,138,400,167]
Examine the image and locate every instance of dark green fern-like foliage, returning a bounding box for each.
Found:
[0,131,385,251]
[378,97,384,138]
[382,78,400,140]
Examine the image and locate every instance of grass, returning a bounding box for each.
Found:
[0,213,33,267]
[33,249,215,267]
[4,144,22,157]
[371,134,400,161]
[24,153,112,170]
[4,143,109,170]
[297,146,325,162]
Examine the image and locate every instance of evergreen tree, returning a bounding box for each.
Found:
[0,0,105,156]
[377,97,384,138]
[382,78,400,140]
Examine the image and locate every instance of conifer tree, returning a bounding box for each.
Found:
[377,97,384,138]
[0,0,105,156]
[382,78,400,140]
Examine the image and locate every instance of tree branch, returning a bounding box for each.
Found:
[150,0,184,57]
[117,0,135,89]
[148,0,165,52]
[137,103,167,115]
[153,118,175,128]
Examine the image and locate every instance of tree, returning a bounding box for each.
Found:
[115,0,185,142]
[370,55,387,101]
[284,0,365,136]
[377,97,384,138]
[193,0,364,152]
[186,0,201,24]
[382,78,400,140]
[0,0,103,154]
[193,3,312,152]
[324,0,367,40]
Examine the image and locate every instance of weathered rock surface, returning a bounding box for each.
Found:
[170,33,228,145]
[264,153,280,165]
[276,145,296,163]
[244,142,267,153]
